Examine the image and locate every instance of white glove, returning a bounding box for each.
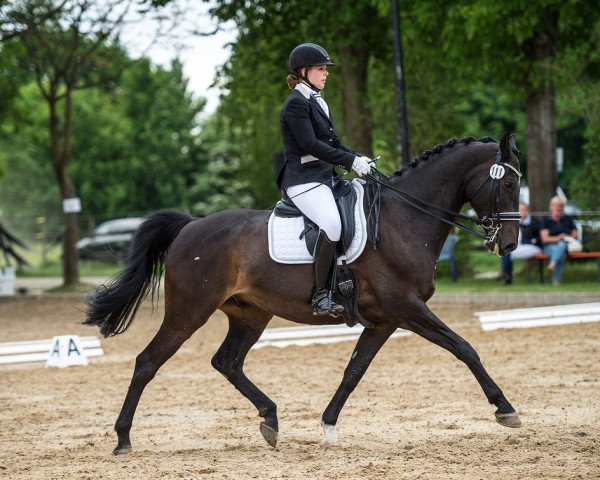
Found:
[352,156,372,177]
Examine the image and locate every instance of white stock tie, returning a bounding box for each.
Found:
[312,92,330,118]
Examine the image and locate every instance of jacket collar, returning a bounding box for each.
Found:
[294,82,313,99]
[293,85,331,123]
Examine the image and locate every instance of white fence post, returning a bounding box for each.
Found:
[0,266,15,297]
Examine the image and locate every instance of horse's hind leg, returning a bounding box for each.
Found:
[211,307,277,447]
[405,300,521,428]
[113,309,211,455]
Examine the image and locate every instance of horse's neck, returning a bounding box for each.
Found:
[383,147,483,251]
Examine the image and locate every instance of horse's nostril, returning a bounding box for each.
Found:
[504,242,516,252]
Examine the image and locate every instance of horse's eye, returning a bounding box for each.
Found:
[504,179,515,190]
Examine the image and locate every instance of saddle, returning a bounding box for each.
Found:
[273,177,358,255]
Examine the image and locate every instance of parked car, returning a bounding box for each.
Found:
[77,217,144,263]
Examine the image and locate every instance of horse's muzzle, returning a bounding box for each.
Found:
[486,240,517,257]
[499,241,517,256]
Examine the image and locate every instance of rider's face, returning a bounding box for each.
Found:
[305,65,329,90]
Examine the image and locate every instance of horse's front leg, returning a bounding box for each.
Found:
[406,299,522,428]
[321,323,397,446]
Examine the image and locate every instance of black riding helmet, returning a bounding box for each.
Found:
[288,43,336,72]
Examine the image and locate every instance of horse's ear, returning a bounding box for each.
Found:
[499,132,511,160]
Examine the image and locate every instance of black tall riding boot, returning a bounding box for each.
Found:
[311,231,344,317]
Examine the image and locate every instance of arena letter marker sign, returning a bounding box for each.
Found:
[45,335,89,368]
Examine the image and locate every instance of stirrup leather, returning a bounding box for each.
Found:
[312,231,344,317]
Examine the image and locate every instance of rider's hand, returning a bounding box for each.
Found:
[352,156,372,177]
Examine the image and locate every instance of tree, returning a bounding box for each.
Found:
[0,0,66,41]
[207,1,528,202]
[119,59,204,212]
[369,2,525,170]
[71,58,205,217]
[560,17,600,210]
[207,0,390,206]
[0,0,180,285]
[187,114,254,216]
[0,82,61,239]
[0,57,206,236]
[434,0,600,212]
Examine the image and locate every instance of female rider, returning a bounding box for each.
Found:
[275,43,371,317]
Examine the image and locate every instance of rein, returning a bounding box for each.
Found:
[366,149,521,244]
[366,170,488,240]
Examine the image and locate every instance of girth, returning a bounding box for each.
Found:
[273,178,357,254]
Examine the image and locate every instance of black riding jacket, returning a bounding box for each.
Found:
[276,88,359,190]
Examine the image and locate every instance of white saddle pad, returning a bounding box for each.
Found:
[268,179,368,264]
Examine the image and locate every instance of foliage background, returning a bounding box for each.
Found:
[0,0,598,266]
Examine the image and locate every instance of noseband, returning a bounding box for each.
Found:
[469,149,522,247]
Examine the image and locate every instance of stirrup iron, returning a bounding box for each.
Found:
[312,288,344,317]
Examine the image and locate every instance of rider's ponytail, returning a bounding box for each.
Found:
[287,71,302,89]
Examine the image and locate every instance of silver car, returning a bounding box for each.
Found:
[77,217,144,263]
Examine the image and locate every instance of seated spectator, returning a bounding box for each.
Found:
[540,196,578,286]
[500,202,542,284]
[439,232,459,282]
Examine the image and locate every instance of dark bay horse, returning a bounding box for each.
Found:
[85,133,523,455]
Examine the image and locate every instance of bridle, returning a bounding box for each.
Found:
[366,148,522,248]
[468,149,522,249]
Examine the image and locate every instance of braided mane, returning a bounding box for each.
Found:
[392,136,497,177]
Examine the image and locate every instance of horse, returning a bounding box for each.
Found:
[84,133,523,455]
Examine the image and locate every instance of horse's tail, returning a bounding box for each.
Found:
[83,210,194,337]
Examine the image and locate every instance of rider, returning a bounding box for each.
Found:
[275,43,372,317]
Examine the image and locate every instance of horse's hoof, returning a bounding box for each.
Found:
[259,421,278,447]
[113,443,132,455]
[495,412,522,428]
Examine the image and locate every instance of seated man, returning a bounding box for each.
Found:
[540,196,578,286]
[500,202,542,285]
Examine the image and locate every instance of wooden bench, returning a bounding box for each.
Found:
[527,251,600,283]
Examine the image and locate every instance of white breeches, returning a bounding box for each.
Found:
[286,182,341,241]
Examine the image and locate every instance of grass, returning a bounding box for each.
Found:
[435,250,600,292]
[15,242,121,278]
[18,259,121,278]
[435,273,600,293]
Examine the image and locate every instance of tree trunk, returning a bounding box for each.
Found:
[337,45,373,157]
[525,88,556,214]
[49,91,80,286]
[522,8,558,214]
